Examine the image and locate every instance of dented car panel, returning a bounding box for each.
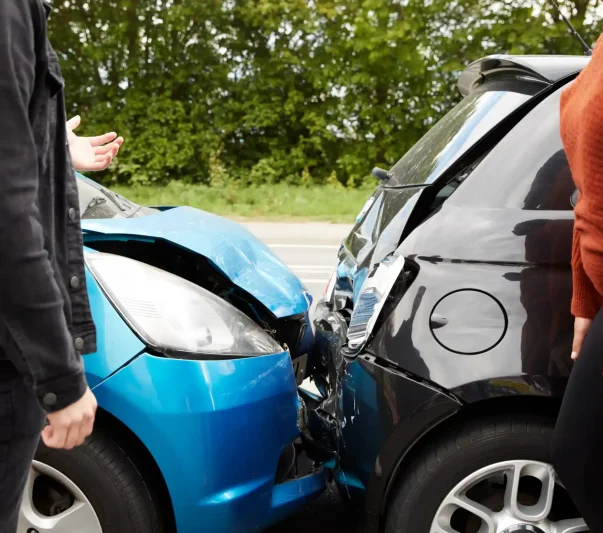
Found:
[309,303,464,518]
[93,350,326,533]
[308,58,584,532]
[71,174,325,531]
[77,173,315,360]
[80,205,313,319]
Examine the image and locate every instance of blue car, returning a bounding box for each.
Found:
[18,175,325,533]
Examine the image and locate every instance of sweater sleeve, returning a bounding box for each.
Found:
[561,35,603,319]
[571,226,601,319]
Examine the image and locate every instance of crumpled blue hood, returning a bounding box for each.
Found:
[81,207,312,319]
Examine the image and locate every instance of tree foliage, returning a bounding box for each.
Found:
[49,0,603,186]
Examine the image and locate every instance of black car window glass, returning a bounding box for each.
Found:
[387,89,532,188]
[449,85,575,211]
[345,190,384,256]
[378,187,425,234]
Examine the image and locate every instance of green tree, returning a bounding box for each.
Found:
[48,0,603,187]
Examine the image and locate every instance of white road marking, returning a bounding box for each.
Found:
[290,265,334,270]
[269,244,339,250]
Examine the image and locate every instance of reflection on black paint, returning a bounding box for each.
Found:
[513,151,575,378]
[511,150,575,377]
[355,285,429,453]
[516,263,573,377]
[418,255,443,265]
[379,285,429,384]
[522,150,574,211]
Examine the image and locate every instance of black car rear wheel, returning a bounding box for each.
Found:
[384,415,587,533]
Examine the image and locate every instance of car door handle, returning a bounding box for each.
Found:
[430,314,448,329]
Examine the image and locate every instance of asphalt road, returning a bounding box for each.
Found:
[242,222,357,533]
[242,222,353,298]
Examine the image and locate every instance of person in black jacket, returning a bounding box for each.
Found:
[0,1,122,531]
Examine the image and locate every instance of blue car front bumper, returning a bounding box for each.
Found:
[92,350,326,533]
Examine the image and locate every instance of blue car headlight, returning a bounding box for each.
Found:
[85,252,282,359]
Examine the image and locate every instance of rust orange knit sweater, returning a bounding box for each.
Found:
[560,36,603,319]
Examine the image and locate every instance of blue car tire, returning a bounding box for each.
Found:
[32,431,162,533]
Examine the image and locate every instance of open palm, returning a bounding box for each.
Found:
[67,116,124,172]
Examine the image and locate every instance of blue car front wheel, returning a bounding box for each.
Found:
[27,431,163,533]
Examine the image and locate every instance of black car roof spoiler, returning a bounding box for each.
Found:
[458,55,590,97]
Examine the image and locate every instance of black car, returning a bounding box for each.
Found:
[302,55,591,533]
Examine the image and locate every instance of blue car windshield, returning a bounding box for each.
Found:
[386,90,532,188]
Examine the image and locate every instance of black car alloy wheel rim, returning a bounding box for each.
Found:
[430,460,588,532]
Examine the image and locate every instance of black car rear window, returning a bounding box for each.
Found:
[387,89,534,188]
[449,84,575,211]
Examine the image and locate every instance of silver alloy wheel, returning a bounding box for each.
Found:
[430,460,588,533]
[18,460,103,533]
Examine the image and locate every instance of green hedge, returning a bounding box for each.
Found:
[51,0,601,188]
[114,182,373,222]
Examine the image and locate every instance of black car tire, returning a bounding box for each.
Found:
[35,431,162,533]
[384,414,555,532]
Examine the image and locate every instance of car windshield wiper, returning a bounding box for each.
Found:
[127,205,143,217]
[102,189,128,211]
[82,196,107,218]
[104,188,141,215]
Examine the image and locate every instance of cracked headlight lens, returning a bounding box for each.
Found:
[346,254,406,353]
[86,252,282,358]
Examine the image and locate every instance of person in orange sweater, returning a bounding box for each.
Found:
[551,36,603,532]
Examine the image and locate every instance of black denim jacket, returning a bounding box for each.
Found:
[0,0,97,412]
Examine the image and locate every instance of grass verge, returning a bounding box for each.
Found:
[112,182,373,223]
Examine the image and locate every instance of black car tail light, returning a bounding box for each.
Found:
[343,255,416,356]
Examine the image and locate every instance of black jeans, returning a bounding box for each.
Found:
[0,360,45,533]
[552,306,603,532]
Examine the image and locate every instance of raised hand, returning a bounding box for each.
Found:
[67,115,124,172]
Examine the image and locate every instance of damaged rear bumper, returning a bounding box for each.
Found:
[299,301,351,476]
[304,301,465,532]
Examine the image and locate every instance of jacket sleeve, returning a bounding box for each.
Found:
[0,0,87,412]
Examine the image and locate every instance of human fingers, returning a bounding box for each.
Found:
[42,424,67,449]
[66,115,81,132]
[88,132,118,147]
[63,425,81,450]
